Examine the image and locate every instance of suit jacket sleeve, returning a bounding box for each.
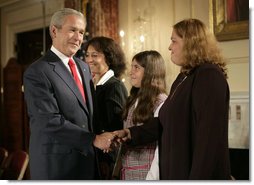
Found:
[128,117,161,146]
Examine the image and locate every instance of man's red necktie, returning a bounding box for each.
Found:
[68,58,86,102]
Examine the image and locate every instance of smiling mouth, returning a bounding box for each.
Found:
[70,43,79,48]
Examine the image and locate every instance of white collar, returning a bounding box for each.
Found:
[50,46,72,66]
[96,69,114,86]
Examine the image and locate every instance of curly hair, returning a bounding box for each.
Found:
[122,50,167,124]
[84,36,126,78]
[173,18,228,78]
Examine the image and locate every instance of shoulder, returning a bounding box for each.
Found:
[25,50,58,72]
[107,76,122,84]
[106,77,126,89]
[98,76,128,94]
[191,63,228,91]
[195,63,223,75]
[24,57,47,76]
[191,63,226,81]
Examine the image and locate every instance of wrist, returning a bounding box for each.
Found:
[125,128,131,140]
[93,135,98,147]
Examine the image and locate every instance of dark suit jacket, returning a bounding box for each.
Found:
[23,50,97,180]
[129,64,231,180]
[94,76,128,133]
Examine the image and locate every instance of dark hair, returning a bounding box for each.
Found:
[84,36,126,78]
[122,50,167,124]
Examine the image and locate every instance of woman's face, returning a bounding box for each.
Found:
[130,59,144,88]
[168,29,184,66]
[85,45,109,76]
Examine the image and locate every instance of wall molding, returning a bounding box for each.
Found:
[0,0,19,7]
[227,56,249,64]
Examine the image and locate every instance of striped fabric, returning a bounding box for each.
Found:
[121,144,156,180]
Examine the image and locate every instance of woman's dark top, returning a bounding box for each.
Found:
[129,63,231,180]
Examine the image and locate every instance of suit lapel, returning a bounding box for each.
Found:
[47,51,89,114]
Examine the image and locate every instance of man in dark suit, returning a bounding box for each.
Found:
[23,8,114,180]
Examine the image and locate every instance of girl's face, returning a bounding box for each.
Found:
[130,59,144,88]
[168,29,184,66]
[85,45,109,77]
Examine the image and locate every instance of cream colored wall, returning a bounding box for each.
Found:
[119,0,249,93]
[0,0,249,94]
[220,41,249,92]
[119,0,179,92]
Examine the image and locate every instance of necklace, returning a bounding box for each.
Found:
[170,75,187,100]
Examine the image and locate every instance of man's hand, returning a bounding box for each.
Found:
[93,132,115,151]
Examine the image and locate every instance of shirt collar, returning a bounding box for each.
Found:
[50,46,73,66]
[96,69,114,86]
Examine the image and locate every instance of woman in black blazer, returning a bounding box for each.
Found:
[84,36,128,179]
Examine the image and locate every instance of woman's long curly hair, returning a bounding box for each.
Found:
[174,18,228,78]
[122,50,167,124]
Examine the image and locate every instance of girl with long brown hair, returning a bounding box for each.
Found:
[120,50,167,180]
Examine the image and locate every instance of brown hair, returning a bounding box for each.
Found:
[122,50,167,124]
[173,18,228,78]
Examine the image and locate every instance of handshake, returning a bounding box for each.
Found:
[93,129,131,152]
